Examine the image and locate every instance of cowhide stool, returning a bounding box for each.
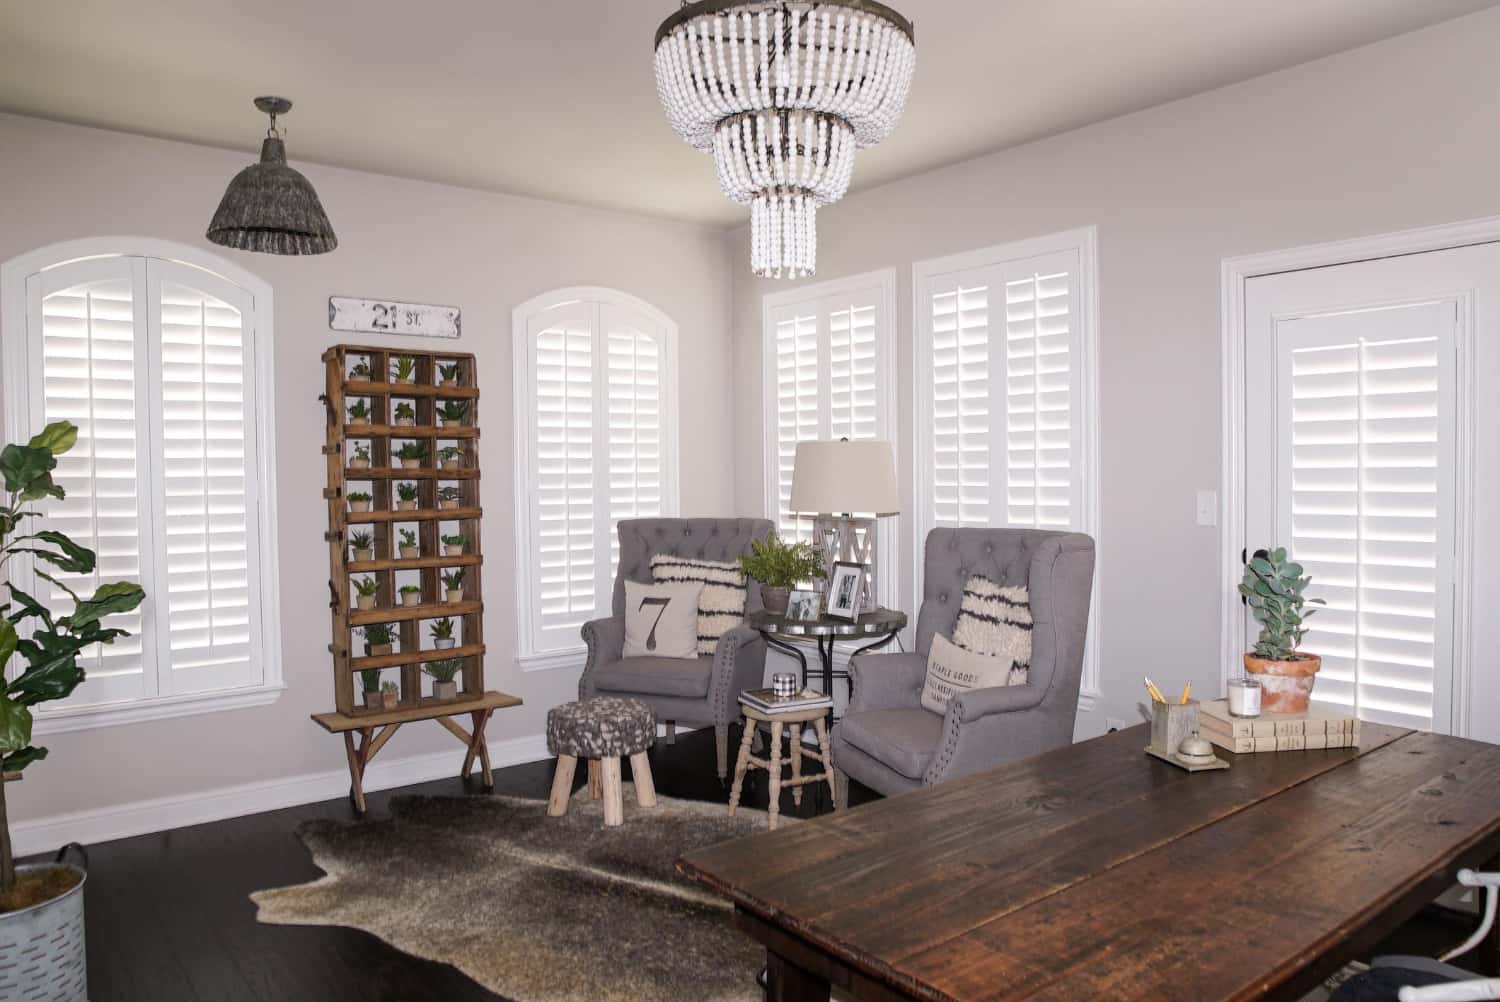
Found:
[546,696,657,827]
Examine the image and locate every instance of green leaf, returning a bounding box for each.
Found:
[4,583,54,630]
[9,649,86,706]
[0,443,56,495]
[0,620,15,671]
[2,745,47,774]
[0,698,34,756]
[24,531,97,573]
[27,421,78,456]
[63,581,146,631]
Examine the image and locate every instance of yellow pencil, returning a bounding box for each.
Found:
[1143,677,1166,704]
[1180,682,1192,705]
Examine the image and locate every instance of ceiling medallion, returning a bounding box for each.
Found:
[655,1,915,278]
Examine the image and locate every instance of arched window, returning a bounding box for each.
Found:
[1,238,282,729]
[511,287,679,667]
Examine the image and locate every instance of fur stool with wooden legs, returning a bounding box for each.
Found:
[545,697,657,827]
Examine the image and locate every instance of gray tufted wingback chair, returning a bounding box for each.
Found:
[832,527,1095,800]
[579,517,773,779]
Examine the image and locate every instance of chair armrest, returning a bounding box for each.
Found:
[579,615,625,700]
[710,624,766,724]
[947,683,1044,724]
[848,651,927,713]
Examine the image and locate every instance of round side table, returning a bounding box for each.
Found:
[746,608,907,707]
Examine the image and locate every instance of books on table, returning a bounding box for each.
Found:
[739,688,833,714]
[1197,698,1361,754]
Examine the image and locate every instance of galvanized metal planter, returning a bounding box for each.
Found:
[0,863,88,1001]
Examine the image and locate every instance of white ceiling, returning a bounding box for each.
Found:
[1,0,1493,226]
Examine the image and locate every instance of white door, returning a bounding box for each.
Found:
[1244,243,1500,740]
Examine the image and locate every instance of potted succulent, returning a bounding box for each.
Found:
[349,442,371,470]
[396,441,427,469]
[437,445,463,470]
[399,584,423,607]
[391,355,418,384]
[395,482,420,511]
[436,485,461,510]
[359,668,391,709]
[426,658,462,701]
[363,622,395,656]
[351,575,378,611]
[429,616,456,650]
[0,421,147,997]
[398,528,419,559]
[442,533,466,557]
[437,362,461,387]
[380,679,400,706]
[1239,547,1326,713]
[393,402,416,427]
[442,569,466,603]
[738,533,826,615]
[349,532,374,563]
[349,358,372,381]
[347,490,373,513]
[347,399,371,426]
[438,400,468,428]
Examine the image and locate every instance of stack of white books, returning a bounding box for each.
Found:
[739,688,833,713]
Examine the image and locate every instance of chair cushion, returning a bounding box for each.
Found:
[592,655,713,699]
[547,697,657,759]
[836,707,945,781]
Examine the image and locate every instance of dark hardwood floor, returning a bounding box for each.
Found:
[27,725,1482,1001]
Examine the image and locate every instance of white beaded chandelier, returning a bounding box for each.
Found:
[655,1,915,278]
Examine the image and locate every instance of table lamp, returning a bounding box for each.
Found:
[789,439,898,613]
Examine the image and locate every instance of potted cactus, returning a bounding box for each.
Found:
[398,528,419,559]
[363,623,395,657]
[395,482,419,511]
[738,533,826,615]
[1239,547,1326,713]
[436,485,461,510]
[426,658,463,700]
[429,616,456,650]
[351,576,378,611]
[437,445,463,470]
[437,362,461,386]
[393,402,416,427]
[396,441,427,469]
[347,490,373,513]
[442,569,465,603]
[438,400,468,428]
[391,355,418,384]
[347,399,371,426]
[349,532,374,563]
[399,584,422,607]
[442,533,466,557]
[349,442,371,470]
[359,668,390,709]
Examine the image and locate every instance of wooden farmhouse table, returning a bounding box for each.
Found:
[678,723,1500,1001]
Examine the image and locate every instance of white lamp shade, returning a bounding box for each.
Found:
[789,440,899,516]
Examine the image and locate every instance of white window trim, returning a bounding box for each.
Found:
[911,226,1101,710]
[1,236,285,734]
[1220,215,1497,738]
[760,267,900,610]
[511,286,681,671]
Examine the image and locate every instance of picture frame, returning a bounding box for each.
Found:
[825,561,867,621]
[786,589,822,622]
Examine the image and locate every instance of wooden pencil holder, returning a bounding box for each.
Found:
[1149,700,1199,757]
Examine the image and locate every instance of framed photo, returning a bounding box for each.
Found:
[786,589,822,622]
[825,561,866,621]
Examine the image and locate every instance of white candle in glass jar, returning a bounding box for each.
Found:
[1227,677,1262,717]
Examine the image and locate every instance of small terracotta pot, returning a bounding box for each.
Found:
[397,501,416,511]
[349,500,371,513]
[438,500,458,510]
[352,548,373,562]
[444,545,463,556]
[1244,652,1322,713]
[349,458,369,469]
[441,459,460,470]
[761,585,791,616]
[401,592,422,606]
[402,459,421,470]
[432,680,458,701]
[399,545,419,558]
[355,594,376,611]
[446,589,463,603]
[363,690,386,708]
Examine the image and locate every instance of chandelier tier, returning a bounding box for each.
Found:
[655,1,915,278]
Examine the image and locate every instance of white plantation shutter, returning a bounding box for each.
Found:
[772,305,820,541]
[929,279,992,527]
[1005,268,1074,528]
[517,291,678,658]
[1275,304,1456,731]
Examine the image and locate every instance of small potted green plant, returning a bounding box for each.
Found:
[437,445,463,470]
[391,355,418,384]
[363,623,395,657]
[398,528,419,559]
[393,401,416,427]
[739,533,826,616]
[442,532,467,557]
[438,400,468,427]
[425,658,463,700]
[399,584,423,607]
[395,481,420,511]
[349,532,374,563]
[347,490,373,513]
[437,361,461,386]
[442,568,466,603]
[359,668,389,709]
[1239,547,1326,713]
[349,442,371,470]
[351,576,378,611]
[380,679,400,705]
[395,441,427,469]
[347,399,371,425]
[436,485,461,510]
[349,358,372,381]
[429,616,456,650]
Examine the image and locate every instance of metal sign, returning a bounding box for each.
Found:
[329,297,461,338]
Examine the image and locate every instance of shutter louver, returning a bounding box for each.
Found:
[930,280,992,527]
[1005,268,1073,528]
[606,312,664,578]
[774,307,820,542]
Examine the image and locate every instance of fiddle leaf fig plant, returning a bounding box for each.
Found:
[1238,547,1325,661]
[0,421,147,892]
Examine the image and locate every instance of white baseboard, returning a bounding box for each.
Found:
[11,732,552,858]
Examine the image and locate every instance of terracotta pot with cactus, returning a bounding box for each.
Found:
[1238,547,1326,713]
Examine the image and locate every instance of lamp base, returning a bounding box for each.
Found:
[813,515,879,613]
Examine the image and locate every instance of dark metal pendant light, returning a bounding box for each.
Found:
[206,97,338,255]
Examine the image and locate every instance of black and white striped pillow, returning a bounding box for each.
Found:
[951,575,1031,685]
[651,555,749,656]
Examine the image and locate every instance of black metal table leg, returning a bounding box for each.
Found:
[763,634,809,689]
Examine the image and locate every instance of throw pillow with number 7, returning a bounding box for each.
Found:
[623,581,704,659]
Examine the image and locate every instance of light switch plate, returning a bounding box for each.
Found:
[1196,489,1217,526]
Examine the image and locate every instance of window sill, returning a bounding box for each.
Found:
[32,684,287,737]
[517,647,588,673]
